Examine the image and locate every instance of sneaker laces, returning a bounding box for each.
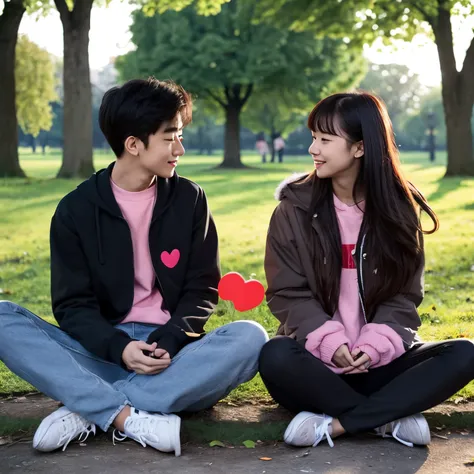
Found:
[57,416,96,452]
[313,416,334,448]
[112,412,166,447]
[112,430,128,446]
[391,421,414,448]
[376,421,414,448]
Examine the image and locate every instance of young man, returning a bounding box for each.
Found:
[0,78,268,455]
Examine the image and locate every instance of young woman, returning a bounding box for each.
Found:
[259,91,474,449]
[256,133,270,163]
[272,133,286,163]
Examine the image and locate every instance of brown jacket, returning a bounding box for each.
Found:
[264,173,423,349]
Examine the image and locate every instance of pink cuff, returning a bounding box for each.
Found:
[305,321,350,365]
[354,323,405,368]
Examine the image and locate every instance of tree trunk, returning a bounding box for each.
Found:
[443,99,473,175]
[270,125,276,163]
[432,7,474,176]
[220,102,245,168]
[0,0,26,177]
[55,0,95,179]
[218,84,253,168]
[198,126,205,155]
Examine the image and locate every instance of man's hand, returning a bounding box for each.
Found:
[151,348,171,360]
[122,341,171,375]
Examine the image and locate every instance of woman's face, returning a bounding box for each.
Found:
[308,130,363,180]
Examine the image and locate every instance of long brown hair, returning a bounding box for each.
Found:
[305,92,439,317]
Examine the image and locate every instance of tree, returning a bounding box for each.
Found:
[135,0,229,15]
[117,2,363,167]
[244,54,365,159]
[44,0,229,177]
[256,0,474,176]
[52,0,96,178]
[0,0,26,177]
[15,35,58,138]
[359,63,426,125]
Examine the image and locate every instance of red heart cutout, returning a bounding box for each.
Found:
[218,272,265,312]
[161,249,180,269]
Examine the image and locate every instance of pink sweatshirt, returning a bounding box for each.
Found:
[111,179,171,325]
[305,194,405,372]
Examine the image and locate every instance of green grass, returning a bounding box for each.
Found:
[1,149,473,401]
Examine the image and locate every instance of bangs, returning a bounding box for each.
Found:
[307,98,344,137]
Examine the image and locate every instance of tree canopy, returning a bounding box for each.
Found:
[15,35,57,137]
[117,1,364,166]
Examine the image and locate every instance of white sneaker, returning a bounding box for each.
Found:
[33,406,96,452]
[284,411,334,448]
[113,407,181,456]
[375,413,431,447]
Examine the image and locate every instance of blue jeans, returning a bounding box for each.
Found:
[0,301,268,431]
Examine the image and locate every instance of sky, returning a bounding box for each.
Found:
[13,1,474,88]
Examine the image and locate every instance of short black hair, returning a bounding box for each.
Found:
[99,77,192,157]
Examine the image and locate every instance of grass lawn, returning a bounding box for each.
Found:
[1,148,473,401]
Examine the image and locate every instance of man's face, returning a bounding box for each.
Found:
[136,114,185,179]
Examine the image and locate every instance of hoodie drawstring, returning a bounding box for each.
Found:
[95,207,105,265]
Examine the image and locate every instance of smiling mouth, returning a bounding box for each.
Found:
[314,160,326,164]
[168,159,178,165]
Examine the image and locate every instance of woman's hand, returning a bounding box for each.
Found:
[332,344,356,371]
[345,348,371,374]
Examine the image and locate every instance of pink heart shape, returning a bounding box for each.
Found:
[161,249,180,269]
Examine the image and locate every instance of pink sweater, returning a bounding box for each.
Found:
[305,194,405,372]
[111,179,171,325]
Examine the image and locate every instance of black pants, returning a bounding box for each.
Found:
[259,337,474,433]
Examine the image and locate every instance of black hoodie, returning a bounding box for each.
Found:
[50,162,220,367]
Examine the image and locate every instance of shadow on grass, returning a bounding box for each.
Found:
[1,198,64,224]
[426,177,471,202]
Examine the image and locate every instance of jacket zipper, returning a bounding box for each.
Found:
[357,233,368,324]
[148,221,170,313]
[119,217,136,318]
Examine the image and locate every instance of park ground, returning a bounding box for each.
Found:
[0,149,473,472]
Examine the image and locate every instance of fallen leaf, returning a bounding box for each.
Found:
[243,440,256,448]
[260,457,272,461]
[432,433,448,440]
[0,437,11,446]
[209,440,225,448]
[295,450,310,458]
